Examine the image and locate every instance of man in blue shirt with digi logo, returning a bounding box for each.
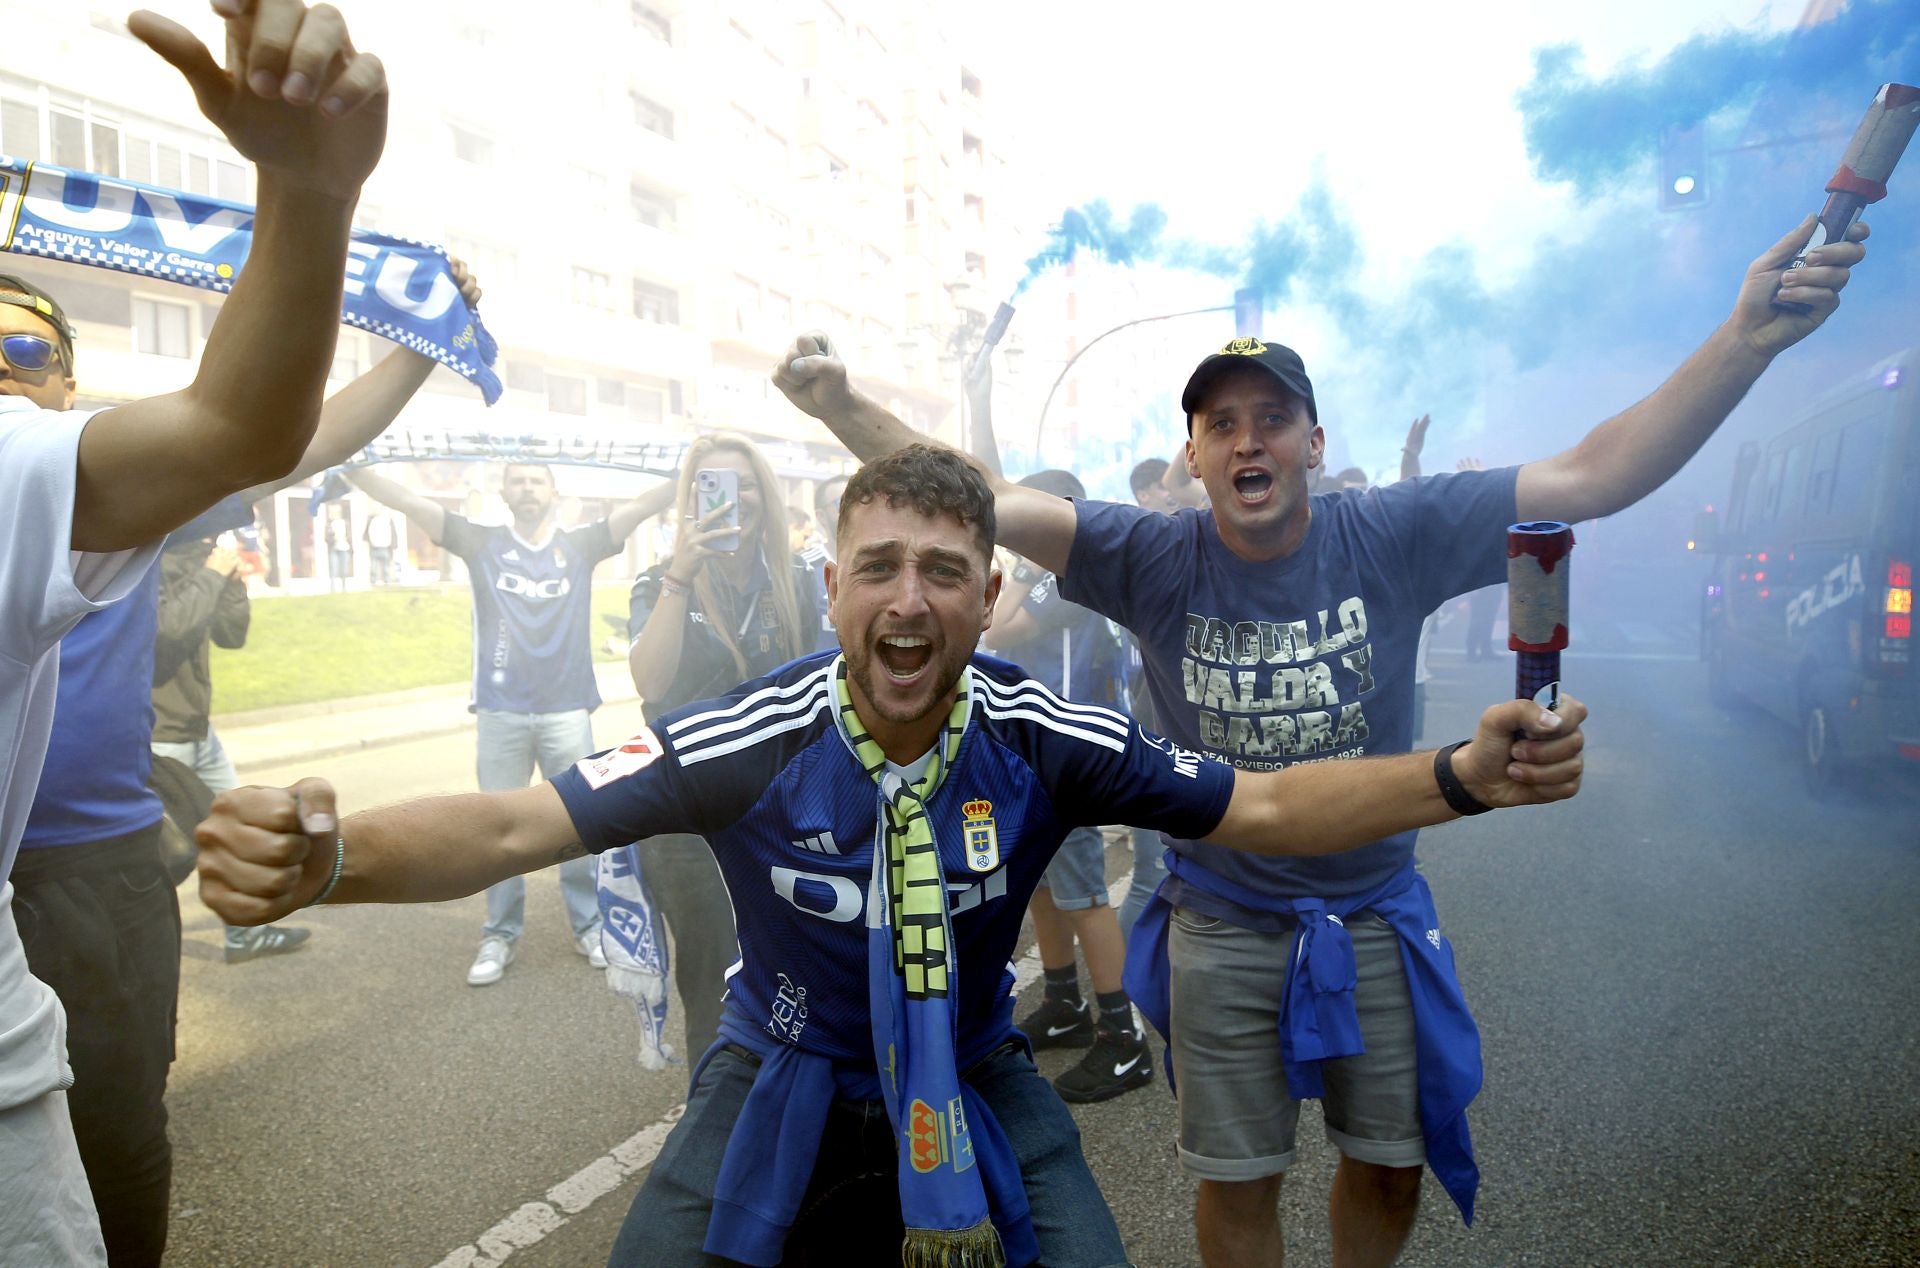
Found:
[199,446,1586,1267]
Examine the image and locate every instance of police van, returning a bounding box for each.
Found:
[1701,346,1919,794]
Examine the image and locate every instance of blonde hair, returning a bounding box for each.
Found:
[676,432,805,678]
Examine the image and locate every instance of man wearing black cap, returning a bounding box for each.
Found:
[773,211,1868,1266]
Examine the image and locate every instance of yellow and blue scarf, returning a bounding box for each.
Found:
[835,659,1005,1267]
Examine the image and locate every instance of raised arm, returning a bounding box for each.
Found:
[962,350,1005,480]
[606,479,678,544]
[72,2,388,552]
[1516,217,1868,525]
[773,331,1076,575]
[344,466,446,543]
[1399,414,1429,483]
[237,262,483,502]
[1204,696,1586,855]
[196,779,585,926]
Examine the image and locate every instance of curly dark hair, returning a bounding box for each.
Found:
[839,445,996,563]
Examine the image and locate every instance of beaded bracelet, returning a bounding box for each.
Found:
[309,831,346,907]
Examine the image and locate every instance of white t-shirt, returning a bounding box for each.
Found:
[0,397,158,1108]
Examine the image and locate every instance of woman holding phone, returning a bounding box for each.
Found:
[624,432,832,1059]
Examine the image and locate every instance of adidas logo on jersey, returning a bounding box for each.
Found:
[793,831,841,856]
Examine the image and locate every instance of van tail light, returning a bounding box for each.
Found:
[1875,558,1913,674]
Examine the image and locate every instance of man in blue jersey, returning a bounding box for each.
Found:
[771,212,1870,1267]
[197,445,1586,1267]
[348,461,672,984]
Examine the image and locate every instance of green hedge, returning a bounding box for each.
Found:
[209,582,633,714]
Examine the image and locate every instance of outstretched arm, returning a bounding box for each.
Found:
[196,779,585,926]
[1516,218,1868,525]
[1205,696,1586,855]
[237,261,483,502]
[344,466,446,542]
[1399,414,1429,482]
[773,331,1076,573]
[72,2,388,552]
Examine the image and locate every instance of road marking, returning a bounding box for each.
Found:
[433,859,1139,1265]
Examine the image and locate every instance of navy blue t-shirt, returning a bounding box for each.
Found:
[440,514,620,713]
[992,570,1123,708]
[553,652,1234,1069]
[1060,469,1519,920]
[21,569,162,848]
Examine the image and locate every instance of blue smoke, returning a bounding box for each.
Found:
[1027,0,1919,504]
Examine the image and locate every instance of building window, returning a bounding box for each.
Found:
[632,93,674,139]
[630,181,675,228]
[216,159,247,201]
[547,375,587,416]
[633,279,680,325]
[188,154,210,194]
[731,275,761,333]
[90,123,121,176]
[330,330,367,382]
[597,377,628,407]
[125,138,152,182]
[155,144,182,188]
[133,297,192,358]
[50,111,86,168]
[631,1,671,42]
[628,385,666,427]
[451,125,493,165]
[505,361,546,393]
[1,101,40,161]
[570,266,614,311]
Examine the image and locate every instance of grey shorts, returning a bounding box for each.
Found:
[1037,825,1109,910]
[1167,906,1425,1181]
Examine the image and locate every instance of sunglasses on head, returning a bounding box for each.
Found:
[0,333,60,374]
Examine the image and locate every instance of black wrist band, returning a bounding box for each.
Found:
[1434,741,1494,816]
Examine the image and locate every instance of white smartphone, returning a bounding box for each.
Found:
[695,468,742,553]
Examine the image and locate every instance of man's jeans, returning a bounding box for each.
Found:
[475,708,600,942]
[609,1042,1132,1267]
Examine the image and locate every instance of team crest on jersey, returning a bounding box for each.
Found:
[575,728,663,789]
[962,799,999,873]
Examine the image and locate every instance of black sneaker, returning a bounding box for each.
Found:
[1053,1026,1153,1103]
[1018,995,1094,1050]
[225,925,312,965]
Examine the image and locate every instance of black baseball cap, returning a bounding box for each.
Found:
[1181,337,1315,427]
[0,273,77,368]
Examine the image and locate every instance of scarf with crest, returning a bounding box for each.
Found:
[833,659,1004,1268]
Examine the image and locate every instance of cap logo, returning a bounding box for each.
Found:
[1220,337,1268,356]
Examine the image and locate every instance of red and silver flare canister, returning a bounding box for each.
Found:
[1780,83,1920,298]
[1508,521,1574,710]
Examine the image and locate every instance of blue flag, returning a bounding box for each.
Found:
[0,156,501,403]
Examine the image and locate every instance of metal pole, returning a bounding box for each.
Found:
[1031,305,1234,456]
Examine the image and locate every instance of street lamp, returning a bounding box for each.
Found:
[1030,305,1234,454]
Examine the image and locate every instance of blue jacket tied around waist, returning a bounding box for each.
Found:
[1124,854,1484,1223]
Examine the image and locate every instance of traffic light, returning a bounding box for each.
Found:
[1660,123,1709,211]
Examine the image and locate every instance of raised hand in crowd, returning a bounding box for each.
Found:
[1731,215,1869,360]
[202,544,242,578]
[1400,413,1430,482]
[73,1,392,553]
[128,0,388,200]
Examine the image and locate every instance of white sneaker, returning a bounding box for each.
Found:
[575,931,608,969]
[467,935,515,986]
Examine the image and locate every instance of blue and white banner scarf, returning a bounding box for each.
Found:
[596,845,677,1071]
[0,156,501,403]
[833,660,1004,1268]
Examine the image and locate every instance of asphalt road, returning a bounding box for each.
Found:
[163,646,1920,1267]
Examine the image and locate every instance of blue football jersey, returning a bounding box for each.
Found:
[552,652,1234,1069]
[441,514,620,713]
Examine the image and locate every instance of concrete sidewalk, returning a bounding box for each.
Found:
[214,660,639,775]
